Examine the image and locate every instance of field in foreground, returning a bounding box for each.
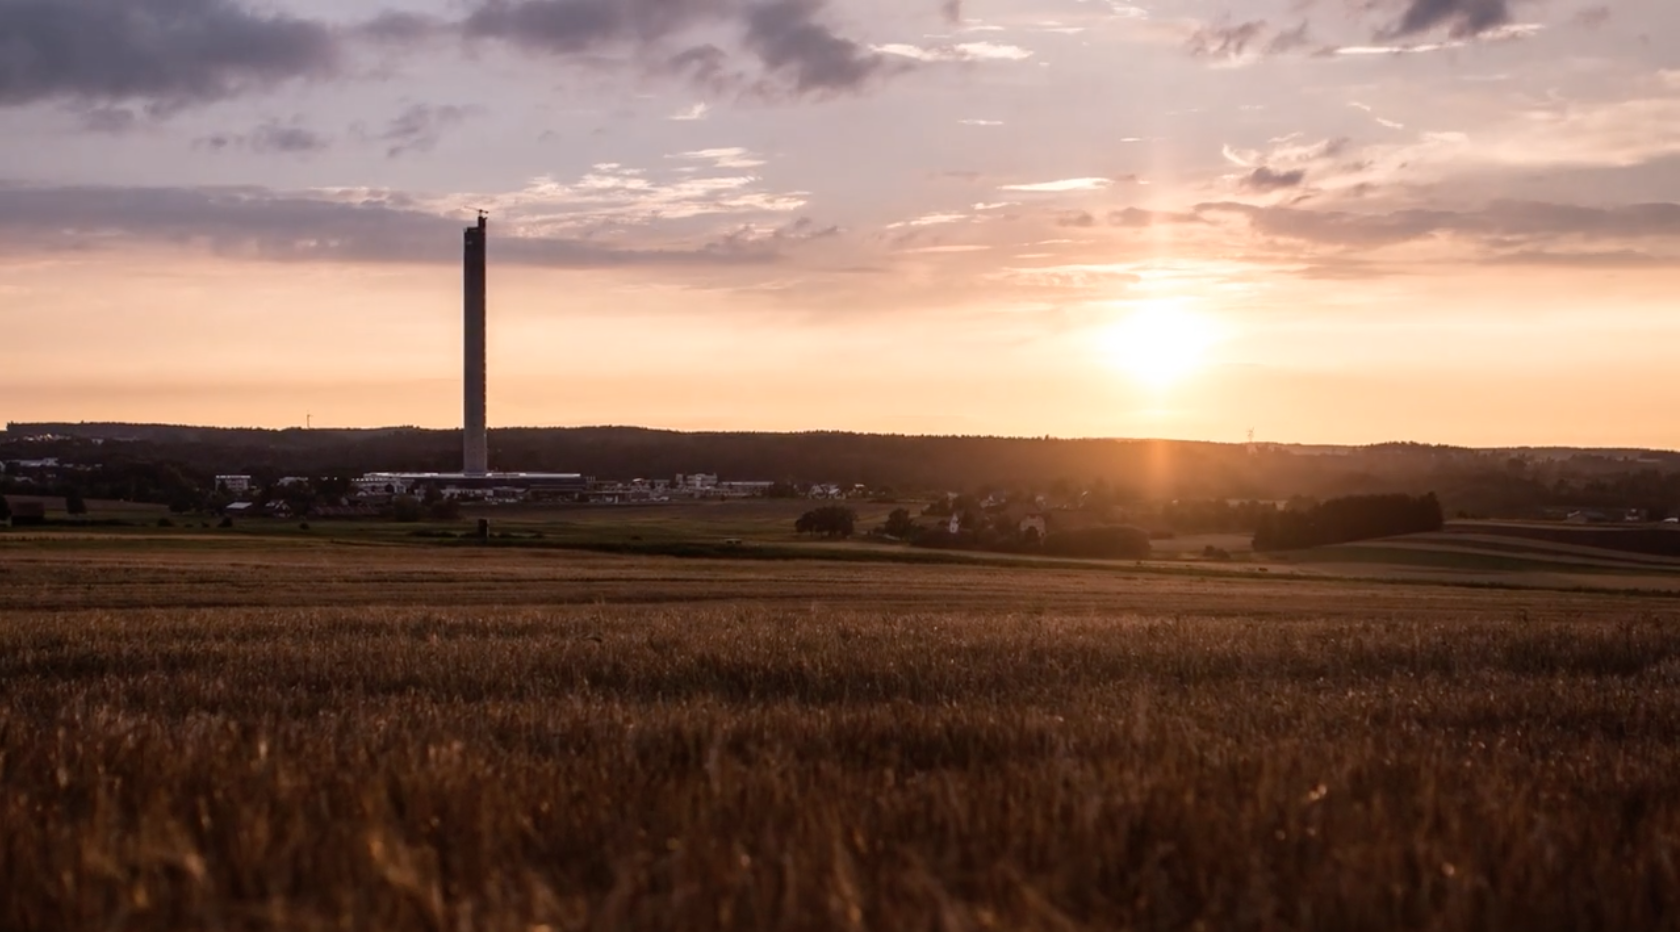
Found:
[3,541,1680,930]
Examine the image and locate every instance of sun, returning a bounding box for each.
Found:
[1101,301,1218,389]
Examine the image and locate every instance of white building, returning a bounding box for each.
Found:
[352,475,413,496]
[216,475,253,495]
[674,473,720,491]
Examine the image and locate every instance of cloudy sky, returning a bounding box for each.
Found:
[3,0,1677,446]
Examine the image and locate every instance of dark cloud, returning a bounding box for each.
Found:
[0,182,783,268]
[940,0,962,25]
[1187,19,1316,61]
[1185,20,1268,60]
[1199,200,1680,249]
[1385,0,1513,39]
[0,0,337,109]
[1265,22,1314,55]
[461,0,722,55]
[1056,210,1096,228]
[1491,248,1671,268]
[0,0,902,120]
[75,105,141,134]
[371,104,479,159]
[356,10,450,44]
[1242,167,1307,191]
[198,119,329,155]
[462,0,889,96]
[742,0,886,95]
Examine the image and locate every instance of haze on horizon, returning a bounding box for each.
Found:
[3,0,1677,449]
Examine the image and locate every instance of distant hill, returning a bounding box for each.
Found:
[5,422,1680,519]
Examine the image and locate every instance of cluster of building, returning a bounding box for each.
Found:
[212,471,786,508]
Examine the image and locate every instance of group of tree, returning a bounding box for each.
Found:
[1252,493,1444,552]
[795,506,856,538]
[1157,498,1281,534]
[1040,526,1153,560]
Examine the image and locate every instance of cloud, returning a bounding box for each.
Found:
[999,178,1111,192]
[875,41,1033,62]
[0,0,338,110]
[1242,167,1307,191]
[1200,200,1680,251]
[958,118,1003,126]
[672,147,766,169]
[372,104,479,159]
[355,10,449,44]
[1108,208,1204,227]
[1265,22,1314,55]
[1572,5,1610,29]
[1186,19,1316,63]
[1490,248,1671,268]
[463,0,892,97]
[1185,20,1267,61]
[198,119,330,155]
[0,182,785,268]
[669,102,711,120]
[485,153,807,232]
[1384,0,1515,39]
[741,0,887,94]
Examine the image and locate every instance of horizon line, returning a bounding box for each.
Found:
[4,420,1678,456]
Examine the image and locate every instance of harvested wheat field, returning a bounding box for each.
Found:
[3,540,1680,930]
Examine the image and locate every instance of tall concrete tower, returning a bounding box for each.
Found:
[463,212,489,476]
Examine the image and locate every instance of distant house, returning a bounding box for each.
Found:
[216,475,253,496]
[1019,514,1048,539]
[223,502,258,517]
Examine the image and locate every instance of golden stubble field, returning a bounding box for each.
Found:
[3,540,1680,931]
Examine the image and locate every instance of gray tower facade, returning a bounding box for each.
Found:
[463,213,489,476]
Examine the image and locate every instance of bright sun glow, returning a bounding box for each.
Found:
[1102,302,1218,389]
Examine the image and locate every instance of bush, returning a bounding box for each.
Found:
[299,522,311,531]
[1202,545,1232,561]
[218,517,234,529]
[1041,526,1152,560]
[156,517,174,528]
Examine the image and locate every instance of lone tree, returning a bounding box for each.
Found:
[0,495,11,525]
[796,505,856,539]
[64,490,88,516]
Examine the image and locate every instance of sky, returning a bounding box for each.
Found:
[2,0,1678,447]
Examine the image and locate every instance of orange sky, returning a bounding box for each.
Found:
[4,0,1679,448]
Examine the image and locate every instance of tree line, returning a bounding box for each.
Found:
[1253,493,1444,552]
[6,424,1680,520]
